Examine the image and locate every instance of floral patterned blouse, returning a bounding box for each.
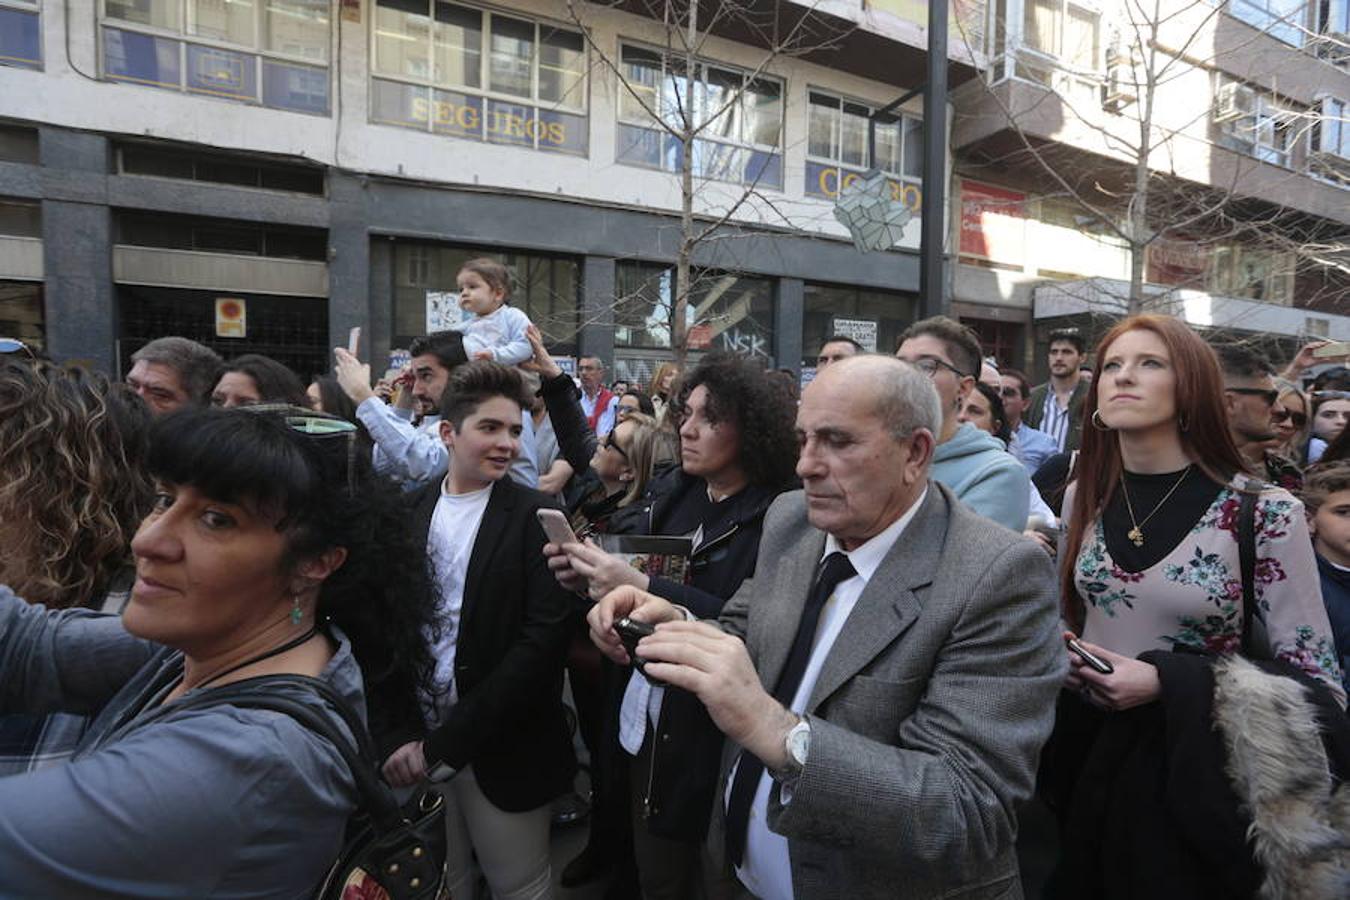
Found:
[1075,476,1346,706]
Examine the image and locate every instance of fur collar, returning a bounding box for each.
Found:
[1211,655,1350,899]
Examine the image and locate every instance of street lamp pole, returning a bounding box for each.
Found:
[920,0,949,317]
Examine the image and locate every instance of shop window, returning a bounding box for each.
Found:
[101,0,331,114]
[614,261,775,362]
[390,241,579,353]
[963,317,1025,371]
[0,1,42,71]
[804,90,922,210]
[0,281,43,347]
[615,44,783,189]
[801,283,917,366]
[371,0,587,156]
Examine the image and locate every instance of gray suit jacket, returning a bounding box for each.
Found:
[709,483,1065,900]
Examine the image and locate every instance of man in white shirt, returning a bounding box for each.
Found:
[585,355,1064,900]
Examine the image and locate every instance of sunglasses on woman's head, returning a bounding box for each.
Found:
[0,338,34,358]
[244,405,360,496]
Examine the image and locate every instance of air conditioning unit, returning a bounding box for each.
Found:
[1213,81,1256,123]
[1101,47,1137,112]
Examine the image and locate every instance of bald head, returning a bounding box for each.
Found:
[809,355,942,442]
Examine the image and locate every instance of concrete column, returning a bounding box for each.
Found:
[368,235,394,368]
[775,277,805,374]
[327,171,369,356]
[578,254,615,367]
[39,129,113,371]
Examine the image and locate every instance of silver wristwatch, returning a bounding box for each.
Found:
[775,717,811,780]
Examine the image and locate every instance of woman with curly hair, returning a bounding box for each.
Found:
[548,351,799,900]
[0,360,153,611]
[0,405,439,897]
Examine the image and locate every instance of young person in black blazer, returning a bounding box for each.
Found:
[381,361,575,900]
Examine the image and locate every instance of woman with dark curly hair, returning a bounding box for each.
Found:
[212,353,309,408]
[0,405,439,897]
[547,351,799,899]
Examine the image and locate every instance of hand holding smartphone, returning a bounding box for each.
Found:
[1066,637,1114,675]
[536,509,578,547]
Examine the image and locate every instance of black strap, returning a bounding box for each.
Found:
[171,674,405,830]
[1237,481,1261,659]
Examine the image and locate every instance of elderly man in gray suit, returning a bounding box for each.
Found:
[588,354,1065,900]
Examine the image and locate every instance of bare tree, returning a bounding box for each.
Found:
[564,0,853,367]
[953,0,1350,317]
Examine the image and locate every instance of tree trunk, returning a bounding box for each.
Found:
[672,0,698,368]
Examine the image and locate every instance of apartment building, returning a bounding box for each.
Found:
[952,0,1350,368]
[0,1,1344,379]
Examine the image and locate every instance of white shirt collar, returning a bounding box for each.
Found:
[822,486,928,583]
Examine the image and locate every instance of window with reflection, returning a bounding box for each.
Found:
[804,91,923,210]
[801,283,917,366]
[100,0,330,113]
[615,44,783,189]
[371,0,588,155]
[614,262,775,361]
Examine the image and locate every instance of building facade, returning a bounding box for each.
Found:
[0,0,1345,382]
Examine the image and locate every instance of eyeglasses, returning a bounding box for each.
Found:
[616,404,639,416]
[999,386,1021,398]
[1271,407,1307,427]
[601,434,629,460]
[1224,387,1279,406]
[901,356,967,379]
[245,404,359,496]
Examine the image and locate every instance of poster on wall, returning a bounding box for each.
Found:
[831,317,878,352]
[426,291,466,333]
[959,181,1027,266]
[215,298,247,338]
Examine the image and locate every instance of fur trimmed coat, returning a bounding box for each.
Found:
[1042,650,1350,899]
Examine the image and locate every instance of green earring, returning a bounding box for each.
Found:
[290,594,304,626]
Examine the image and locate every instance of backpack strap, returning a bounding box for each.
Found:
[173,674,405,830]
[1237,480,1262,659]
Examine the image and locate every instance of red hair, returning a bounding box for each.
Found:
[1059,315,1247,627]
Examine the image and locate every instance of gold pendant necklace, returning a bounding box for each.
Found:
[1121,465,1192,548]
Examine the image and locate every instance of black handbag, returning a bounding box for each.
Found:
[176,674,449,900]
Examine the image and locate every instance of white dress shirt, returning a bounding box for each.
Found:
[734,488,927,900]
[580,387,618,437]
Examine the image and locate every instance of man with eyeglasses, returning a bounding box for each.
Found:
[895,317,1031,531]
[999,369,1059,476]
[1215,342,1303,492]
[814,335,863,369]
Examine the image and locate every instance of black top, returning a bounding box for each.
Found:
[1102,466,1225,573]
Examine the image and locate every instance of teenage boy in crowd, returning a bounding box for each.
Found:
[382,361,574,900]
[333,332,537,490]
[1025,329,1090,452]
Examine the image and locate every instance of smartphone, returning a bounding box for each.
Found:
[614,617,663,684]
[347,326,362,355]
[1312,341,1350,359]
[1066,637,1114,675]
[536,508,578,547]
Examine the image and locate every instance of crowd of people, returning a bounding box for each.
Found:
[0,272,1347,900]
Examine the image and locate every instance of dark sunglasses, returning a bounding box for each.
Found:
[601,434,629,460]
[1271,408,1307,427]
[1225,387,1279,406]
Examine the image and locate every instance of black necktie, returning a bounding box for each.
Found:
[723,551,857,867]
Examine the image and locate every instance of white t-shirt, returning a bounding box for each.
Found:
[422,480,492,724]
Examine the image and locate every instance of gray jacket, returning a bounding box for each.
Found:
[709,484,1065,900]
[0,587,362,899]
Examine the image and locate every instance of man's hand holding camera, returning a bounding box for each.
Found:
[588,586,795,771]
